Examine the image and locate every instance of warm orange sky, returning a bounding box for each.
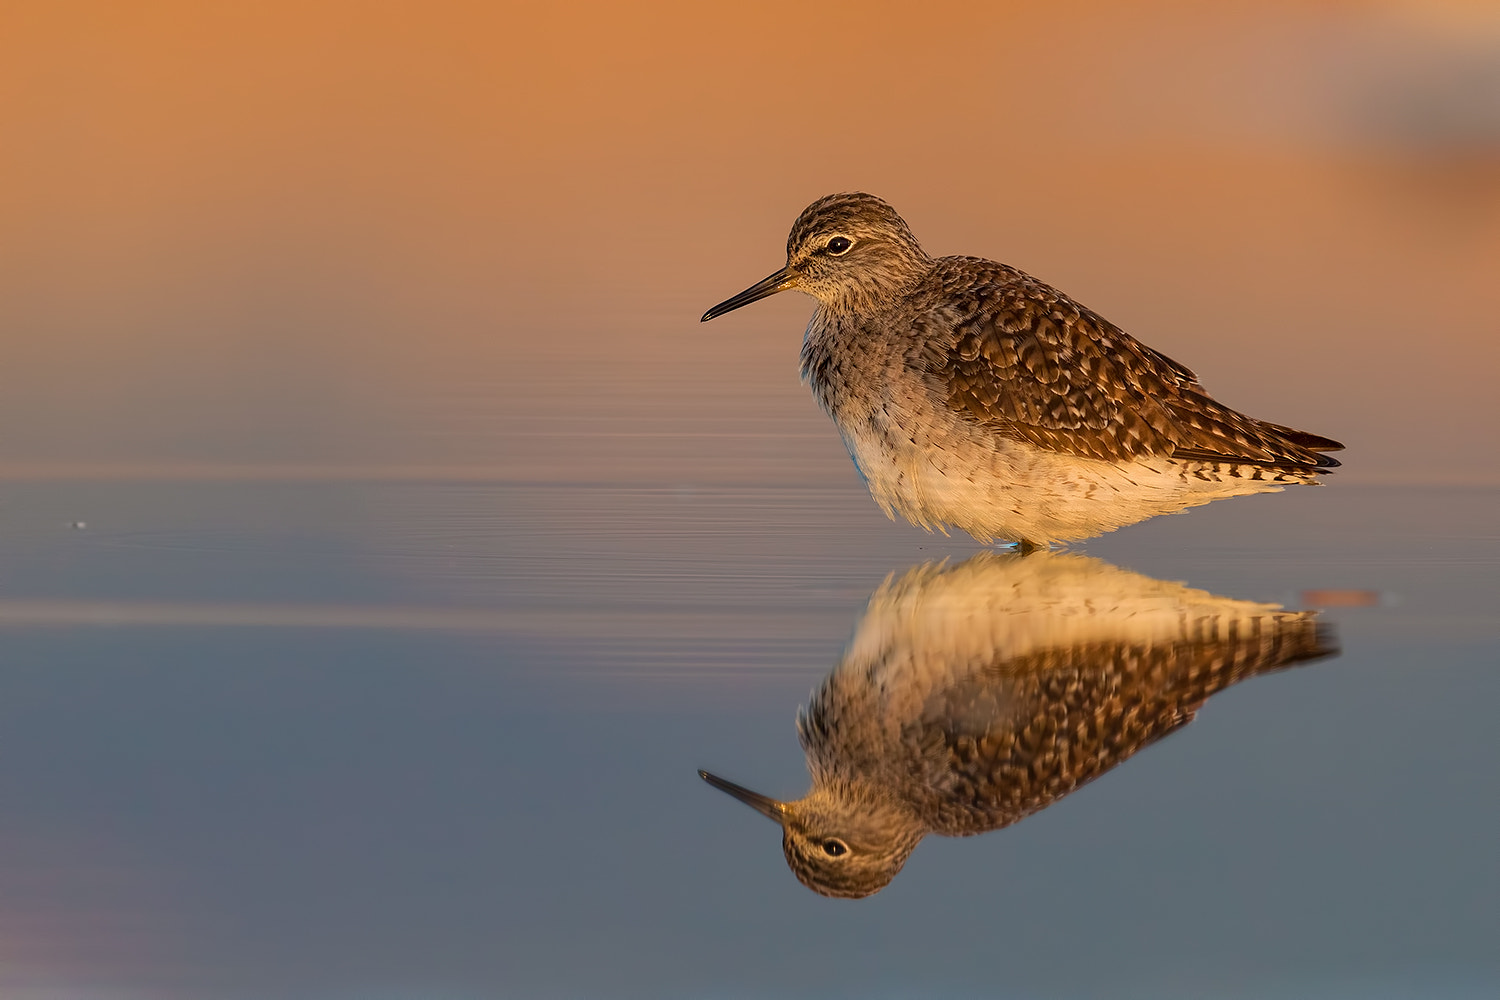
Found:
[1,0,1497,481]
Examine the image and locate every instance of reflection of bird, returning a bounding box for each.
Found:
[701,193,1342,547]
[700,553,1337,898]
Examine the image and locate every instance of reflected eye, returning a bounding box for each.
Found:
[825,236,853,256]
[821,839,849,857]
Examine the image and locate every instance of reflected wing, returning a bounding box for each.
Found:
[907,617,1337,833]
[920,260,1342,470]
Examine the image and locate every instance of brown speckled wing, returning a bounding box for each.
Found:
[920,260,1341,469]
[907,616,1336,835]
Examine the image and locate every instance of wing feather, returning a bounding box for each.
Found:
[919,259,1343,470]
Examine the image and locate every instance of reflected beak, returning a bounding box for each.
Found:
[698,769,790,825]
[700,266,798,322]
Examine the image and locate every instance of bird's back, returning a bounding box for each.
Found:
[914,257,1341,470]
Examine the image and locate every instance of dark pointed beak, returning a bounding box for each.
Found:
[698,769,790,825]
[700,266,799,322]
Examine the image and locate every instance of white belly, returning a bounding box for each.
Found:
[836,410,1288,546]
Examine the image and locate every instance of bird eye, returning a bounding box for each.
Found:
[825,236,853,256]
[821,839,849,857]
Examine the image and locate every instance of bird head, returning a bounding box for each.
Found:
[700,192,932,321]
[698,769,923,899]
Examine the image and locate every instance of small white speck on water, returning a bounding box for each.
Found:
[71,521,87,530]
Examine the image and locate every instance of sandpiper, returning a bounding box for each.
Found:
[700,553,1338,898]
[702,193,1343,547]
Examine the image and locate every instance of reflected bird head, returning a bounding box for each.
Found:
[698,770,922,899]
[700,192,933,321]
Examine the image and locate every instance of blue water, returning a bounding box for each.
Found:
[0,473,1494,999]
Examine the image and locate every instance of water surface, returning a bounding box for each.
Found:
[0,473,1495,998]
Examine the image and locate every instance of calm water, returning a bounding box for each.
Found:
[0,466,1495,998]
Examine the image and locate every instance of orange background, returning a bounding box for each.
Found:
[2,0,1497,483]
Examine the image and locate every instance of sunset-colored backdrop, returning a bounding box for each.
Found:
[3,0,1498,486]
